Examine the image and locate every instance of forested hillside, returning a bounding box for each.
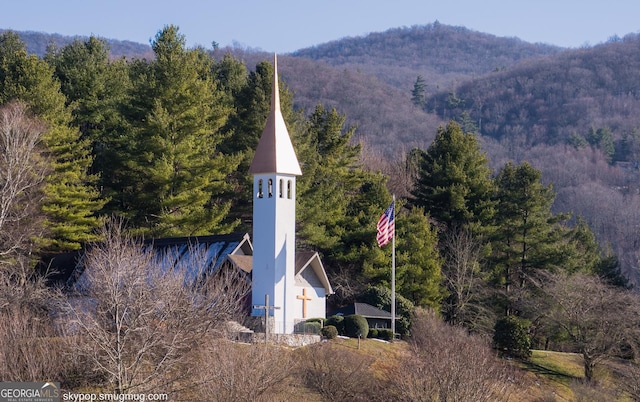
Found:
[2,28,153,59]
[432,33,640,149]
[292,21,562,90]
[6,21,640,285]
[227,28,640,288]
[3,23,640,397]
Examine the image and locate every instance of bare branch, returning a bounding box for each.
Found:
[60,219,251,393]
[0,101,49,261]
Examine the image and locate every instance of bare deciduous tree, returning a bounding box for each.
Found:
[617,361,640,400]
[192,340,297,402]
[61,220,251,393]
[0,269,69,381]
[0,100,49,261]
[387,308,524,401]
[0,103,61,380]
[548,272,640,382]
[440,227,490,328]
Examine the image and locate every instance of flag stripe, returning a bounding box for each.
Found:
[376,201,395,247]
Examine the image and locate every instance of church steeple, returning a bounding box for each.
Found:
[248,54,302,176]
[250,54,301,334]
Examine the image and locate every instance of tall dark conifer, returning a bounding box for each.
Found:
[410,121,495,234]
[490,161,568,314]
[219,58,301,231]
[0,31,104,251]
[46,36,131,191]
[119,26,240,237]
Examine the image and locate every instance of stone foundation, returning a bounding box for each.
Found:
[236,331,321,347]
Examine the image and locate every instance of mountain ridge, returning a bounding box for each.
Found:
[0,28,154,59]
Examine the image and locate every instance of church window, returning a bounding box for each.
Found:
[258,179,263,198]
[287,180,292,199]
[279,179,284,198]
[268,179,273,198]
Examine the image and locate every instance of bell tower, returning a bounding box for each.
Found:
[249,54,302,334]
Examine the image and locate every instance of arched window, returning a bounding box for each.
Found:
[287,180,292,199]
[279,179,284,198]
[258,179,264,198]
[268,179,273,198]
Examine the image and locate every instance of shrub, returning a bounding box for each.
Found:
[295,321,322,335]
[195,339,296,400]
[387,308,524,401]
[343,314,369,338]
[378,329,394,341]
[493,315,531,358]
[325,315,345,335]
[299,343,382,400]
[368,328,379,338]
[305,317,324,324]
[321,325,338,339]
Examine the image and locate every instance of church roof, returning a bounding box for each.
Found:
[226,254,253,274]
[248,54,302,176]
[52,233,253,289]
[295,251,333,294]
[45,232,333,296]
[144,233,252,281]
[224,250,333,295]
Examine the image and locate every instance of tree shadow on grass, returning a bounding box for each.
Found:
[519,358,582,386]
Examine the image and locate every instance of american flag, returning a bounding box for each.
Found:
[376,201,395,247]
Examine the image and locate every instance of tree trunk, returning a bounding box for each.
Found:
[584,356,595,382]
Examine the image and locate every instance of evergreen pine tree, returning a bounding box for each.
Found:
[0,31,104,251]
[218,58,302,232]
[296,105,361,250]
[293,105,391,301]
[411,75,426,107]
[490,161,568,314]
[46,36,131,191]
[395,207,444,309]
[410,121,495,234]
[119,26,240,236]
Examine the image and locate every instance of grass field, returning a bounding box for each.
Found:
[322,339,635,401]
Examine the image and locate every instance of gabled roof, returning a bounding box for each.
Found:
[146,233,251,268]
[226,254,253,274]
[295,251,333,295]
[248,54,302,176]
[329,302,393,320]
[224,250,333,295]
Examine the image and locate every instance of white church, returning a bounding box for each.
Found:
[246,54,333,333]
[51,55,333,336]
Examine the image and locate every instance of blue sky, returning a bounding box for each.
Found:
[3,1,639,53]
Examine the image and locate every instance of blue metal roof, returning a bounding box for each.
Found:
[145,233,250,283]
[61,233,251,291]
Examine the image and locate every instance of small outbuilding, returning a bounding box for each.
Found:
[328,302,393,330]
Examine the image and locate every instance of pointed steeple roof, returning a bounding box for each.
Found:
[248,54,302,176]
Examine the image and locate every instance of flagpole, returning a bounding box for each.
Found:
[391,194,396,340]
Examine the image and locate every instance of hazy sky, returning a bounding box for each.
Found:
[3,1,639,53]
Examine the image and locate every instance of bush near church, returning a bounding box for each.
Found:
[295,320,322,335]
[343,314,369,338]
[321,325,338,339]
[325,315,345,335]
[378,329,394,341]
